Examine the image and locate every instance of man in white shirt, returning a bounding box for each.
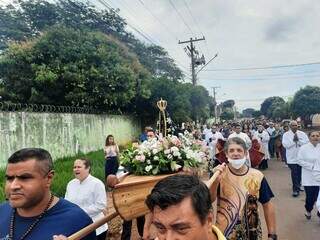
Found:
[228,124,252,150]
[203,124,212,145]
[207,125,225,173]
[65,159,108,240]
[282,120,309,197]
[253,124,270,170]
[266,122,276,158]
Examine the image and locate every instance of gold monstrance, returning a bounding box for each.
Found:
[157,98,167,137]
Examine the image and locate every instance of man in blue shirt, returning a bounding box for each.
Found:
[139,126,153,143]
[0,148,96,240]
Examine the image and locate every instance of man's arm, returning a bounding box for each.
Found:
[299,132,309,145]
[207,163,226,202]
[262,201,277,239]
[297,146,314,170]
[282,133,295,149]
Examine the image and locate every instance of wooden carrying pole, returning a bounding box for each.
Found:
[68,171,221,240]
[205,170,221,189]
[67,211,118,240]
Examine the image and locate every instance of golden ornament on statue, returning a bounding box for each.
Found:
[157,98,168,137]
[157,98,167,111]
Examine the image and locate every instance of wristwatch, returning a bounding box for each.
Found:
[268,233,278,240]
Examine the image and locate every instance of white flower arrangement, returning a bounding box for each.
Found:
[120,133,207,175]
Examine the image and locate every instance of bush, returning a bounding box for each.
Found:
[0,150,106,202]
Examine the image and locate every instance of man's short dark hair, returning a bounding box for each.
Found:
[145,174,212,224]
[146,128,155,133]
[78,158,92,172]
[8,148,54,174]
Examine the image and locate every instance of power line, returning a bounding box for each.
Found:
[167,0,205,55]
[97,0,158,44]
[199,68,320,79]
[167,0,194,35]
[93,0,189,73]
[202,61,320,72]
[137,0,179,42]
[217,95,293,102]
[199,72,320,82]
[110,0,190,72]
[135,0,190,72]
[182,0,212,57]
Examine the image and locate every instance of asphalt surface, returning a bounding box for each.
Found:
[260,159,320,240]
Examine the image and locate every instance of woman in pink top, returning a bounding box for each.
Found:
[104,135,119,179]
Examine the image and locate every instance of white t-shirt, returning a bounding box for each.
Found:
[282,130,309,164]
[207,131,225,157]
[65,174,108,235]
[298,143,320,186]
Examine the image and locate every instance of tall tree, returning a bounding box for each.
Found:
[220,109,234,120]
[222,99,235,110]
[0,26,151,111]
[0,0,183,81]
[242,108,255,118]
[291,86,320,118]
[260,96,285,117]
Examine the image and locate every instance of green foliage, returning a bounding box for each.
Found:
[260,96,285,117]
[222,100,235,110]
[242,108,256,118]
[0,0,183,81]
[0,150,105,202]
[291,86,320,117]
[0,26,151,110]
[252,110,262,118]
[0,0,127,49]
[134,45,184,81]
[0,4,33,49]
[271,102,291,119]
[220,109,234,120]
[135,78,211,124]
[0,0,211,122]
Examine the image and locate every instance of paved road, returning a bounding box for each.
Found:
[118,159,320,240]
[260,159,320,240]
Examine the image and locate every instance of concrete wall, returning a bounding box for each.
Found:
[0,111,140,168]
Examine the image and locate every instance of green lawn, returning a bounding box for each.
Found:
[0,150,106,202]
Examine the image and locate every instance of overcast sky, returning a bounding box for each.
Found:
[2,0,320,111]
[99,0,320,111]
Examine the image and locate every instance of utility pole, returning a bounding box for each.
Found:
[179,37,205,85]
[211,86,220,123]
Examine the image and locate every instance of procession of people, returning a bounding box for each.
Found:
[1,116,320,240]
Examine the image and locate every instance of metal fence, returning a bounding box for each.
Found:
[0,102,117,114]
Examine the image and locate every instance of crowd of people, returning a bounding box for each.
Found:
[198,119,320,234]
[0,118,319,240]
